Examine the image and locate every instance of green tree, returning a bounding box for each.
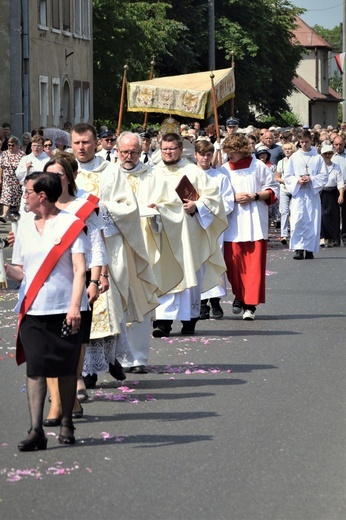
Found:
[93,0,186,124]
[330,70,342,95]
[93,0,306,127]
[312,24,342,52]
[214,0,305,123]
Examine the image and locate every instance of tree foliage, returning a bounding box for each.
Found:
[312,24,342,52]
[214,0,304,122]
[93,0,306,126]
[93,0,186,124]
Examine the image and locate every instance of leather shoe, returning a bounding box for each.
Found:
[72,404,83,419]
[43,415,62,427]
[58,422,76,445]
[293,250,304,260]
[124,365,148,374]
[76,389,89,402]
[83,373,97,389]
[18,427,47,452]
[152,326,170,338]
[109,359,126,381]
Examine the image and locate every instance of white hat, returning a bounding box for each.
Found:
[321,144,334,155]
[244,125,254,135]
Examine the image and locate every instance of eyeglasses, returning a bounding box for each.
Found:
[104,138,116,143]
[8,144,15,147]
[44,143,52,148]
[118,150,140,156]
[161,146,180,153]
[23,188,35,197]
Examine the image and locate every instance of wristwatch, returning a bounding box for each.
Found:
[254,193,259,201]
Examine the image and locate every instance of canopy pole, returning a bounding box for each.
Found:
[143,56,156,131]
[116,64,129,137]
[210,72,222,165]
[230,51,235,117]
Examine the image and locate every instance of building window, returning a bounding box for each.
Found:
[51,0,60,30]
[38,0,48,27]
[39,75,49,127]
[83,83,90,122]
[74,81,82,123]
[52,78,61,127]
[82,1,90,38]
[74,0,90,38]
[62,0,71,32]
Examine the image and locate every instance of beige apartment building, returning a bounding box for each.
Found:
[0,0,93,138]
[288,16,342,128]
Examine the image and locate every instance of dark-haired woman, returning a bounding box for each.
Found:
[42,156,108,422]
[0,136,25,221]
[5,172,90,450]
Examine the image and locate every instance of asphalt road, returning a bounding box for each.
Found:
[0,227,345,520]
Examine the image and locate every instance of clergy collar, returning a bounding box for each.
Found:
[120,161,147,175]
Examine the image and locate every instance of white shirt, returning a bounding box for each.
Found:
[16,151,50,183]
[96,148,118,163]
[324,162,344,189]
[139,150,154,166]
[332,153,346,182]
[13,212,90,314]
[221,158,279,242]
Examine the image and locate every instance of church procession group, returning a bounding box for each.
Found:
[1,114,344,451]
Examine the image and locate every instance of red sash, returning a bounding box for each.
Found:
[75,199,98,223]
[86,193,99,206]
[16,218,86,365]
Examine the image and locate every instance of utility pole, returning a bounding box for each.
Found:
[208,0,215,70]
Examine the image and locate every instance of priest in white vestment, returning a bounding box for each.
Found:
[152,132,228,337]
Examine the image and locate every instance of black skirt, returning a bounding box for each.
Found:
[19,313,86,377]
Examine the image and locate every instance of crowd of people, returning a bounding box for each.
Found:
[0,116,345,451]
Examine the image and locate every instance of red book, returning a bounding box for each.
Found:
[175,175,199,202]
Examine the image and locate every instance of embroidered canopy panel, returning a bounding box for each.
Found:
[127,68,235,120]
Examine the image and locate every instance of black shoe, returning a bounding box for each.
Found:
[305,251,314,259]
[181,318,198,335]
[232,299,243,315]
[152,324,171,337]
[76,389,89,402]
[293,250,304,260]
[18,427,47,452]
[58,422,76,445]
[199,303,210,320]
[109,359,126,381]
[83,373,98,389]
[280,237,287,245]
[210,298,224,319]
[124,365,148,374]
[72,404,83,419]
[43,415,62,427]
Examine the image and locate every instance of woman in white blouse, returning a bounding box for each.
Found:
[5,172,90,450]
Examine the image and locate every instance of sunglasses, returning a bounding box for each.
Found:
[104,138,116,142]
